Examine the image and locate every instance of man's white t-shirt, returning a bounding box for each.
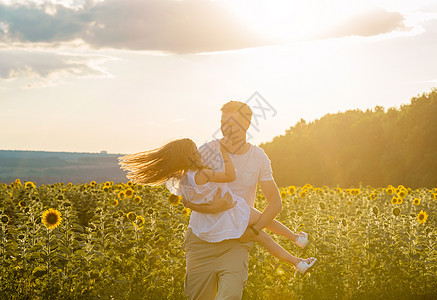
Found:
[198,139,274,208]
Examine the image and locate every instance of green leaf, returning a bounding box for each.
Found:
[58,244,71,255]
[32,266,47,278]
[72,223,85,233]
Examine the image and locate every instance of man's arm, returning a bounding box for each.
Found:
[251,180,282,233]
[182,188,237,214]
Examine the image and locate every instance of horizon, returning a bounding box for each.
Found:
[0,149,125,155]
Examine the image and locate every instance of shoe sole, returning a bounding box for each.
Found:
[296,240,310,249]
[303,258,318,274]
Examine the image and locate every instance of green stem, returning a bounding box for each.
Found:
[46,228,52,294]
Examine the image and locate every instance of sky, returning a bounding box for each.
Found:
[1,0,437,154]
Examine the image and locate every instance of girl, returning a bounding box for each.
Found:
[118,138,317,276]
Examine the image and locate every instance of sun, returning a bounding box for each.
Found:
[222,0,313,41]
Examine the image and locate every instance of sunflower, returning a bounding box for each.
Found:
[127,181,134,187]
[104,181,112,187]
[15,179,22,186]
[417,210,428,224]
[125,188,134,198]
[288,186,296,195]
[133,196,142,205]
[386,187,394,195]
[90,181,96,187]
[102,186,110,193]
[280,191,287,199]
[299,191,307,199]
[168,194,181,206]
[335,188,342,193]
[392,207,400,216]
[42,209,62,229]
[111,199,119,207]
[370,193,377,200]
[432,193,437,200]
[127,212,136,222]
[391,197,398,205]
[135,215,145,229]
[25,181,36,189]
[68,182,73,187]
[1,215,9,223]
[183,208,191,216]
[118,191,125,199]
[398,197,403,204]
[18,201,27,208]
[398,190,406,198]
[413,198,420,205]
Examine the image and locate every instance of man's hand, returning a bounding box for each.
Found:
[210,188,237,212]
[181,188,237,214]
[239,227,258,243]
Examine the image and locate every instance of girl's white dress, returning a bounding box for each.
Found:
[166,169,251,243]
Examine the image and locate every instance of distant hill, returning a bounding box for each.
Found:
[260,89,437,188]
[0,150,129,185]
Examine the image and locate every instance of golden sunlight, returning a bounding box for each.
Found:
[221,0,373,41]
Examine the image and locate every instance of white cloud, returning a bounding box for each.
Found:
[0,0,270,54]
[0,49,116,86]
[323,8,408,38]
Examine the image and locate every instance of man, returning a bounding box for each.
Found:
[181,101,283,300]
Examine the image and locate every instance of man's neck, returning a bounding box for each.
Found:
[227,140,250,155]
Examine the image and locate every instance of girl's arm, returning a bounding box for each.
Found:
[182,188,237,213]
[195,138,236,185]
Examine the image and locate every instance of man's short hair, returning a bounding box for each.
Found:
[220,101,252,125]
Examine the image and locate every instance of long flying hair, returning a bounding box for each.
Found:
[118,138,209,185]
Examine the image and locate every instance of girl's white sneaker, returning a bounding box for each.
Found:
[294,231,308,249]
[294,257,317,277]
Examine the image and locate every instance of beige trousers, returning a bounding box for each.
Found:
[184,228,255,300]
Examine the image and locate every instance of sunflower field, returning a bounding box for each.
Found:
[0,179,436,299]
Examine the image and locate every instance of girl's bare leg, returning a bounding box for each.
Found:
[248,207,301,242]
[251,230,305,266]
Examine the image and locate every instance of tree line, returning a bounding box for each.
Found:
[260,89,437,189]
